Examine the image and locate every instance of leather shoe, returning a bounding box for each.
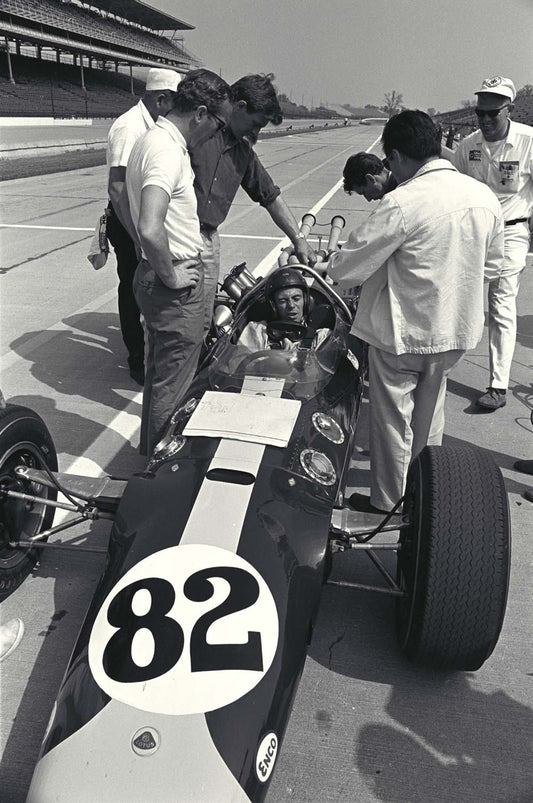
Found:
[514,459,533,476]
[349,492,390,514]
[476,388,506,409]
[524,488,533,503]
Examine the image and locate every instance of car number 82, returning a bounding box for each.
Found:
[88,544,279,715]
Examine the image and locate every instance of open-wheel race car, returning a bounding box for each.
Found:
[0,229,511,801]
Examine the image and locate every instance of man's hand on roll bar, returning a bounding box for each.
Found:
[291,235,317,266]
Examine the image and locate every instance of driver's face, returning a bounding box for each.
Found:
[274,288,305,323]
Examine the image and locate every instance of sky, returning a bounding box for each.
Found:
[154,0,532,113]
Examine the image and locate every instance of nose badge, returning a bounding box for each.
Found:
[131,727,160,756]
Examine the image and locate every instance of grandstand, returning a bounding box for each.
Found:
[0,0,200,118]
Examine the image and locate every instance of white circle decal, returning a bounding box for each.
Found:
[88,544,279,715]
[255,732,278,782]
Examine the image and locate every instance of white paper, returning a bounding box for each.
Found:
[183,390,301,447]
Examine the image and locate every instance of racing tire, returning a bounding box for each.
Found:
[0,404,58,601]
[396,444,510,671]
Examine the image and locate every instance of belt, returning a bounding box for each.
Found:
[504,217,528,226]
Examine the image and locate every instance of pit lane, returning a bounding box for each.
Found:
[1,124,532,803]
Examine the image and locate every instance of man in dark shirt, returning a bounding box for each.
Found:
[190,73,316,332]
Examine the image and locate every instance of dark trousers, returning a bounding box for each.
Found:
[106,205,145,370]
[133,259,205,456]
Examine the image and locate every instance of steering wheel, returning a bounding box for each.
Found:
[236,350,293,376]
[266,320,306,342]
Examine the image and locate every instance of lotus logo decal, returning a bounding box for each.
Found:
[131,727,160,756]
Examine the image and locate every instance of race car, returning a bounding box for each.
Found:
[0,255,510,802]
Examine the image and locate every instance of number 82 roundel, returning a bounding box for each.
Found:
[88,544,279,715]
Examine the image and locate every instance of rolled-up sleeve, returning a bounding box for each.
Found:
[327,197,407,288]
[241,151,281,207]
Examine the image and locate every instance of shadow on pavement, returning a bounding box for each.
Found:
[307,548,533,802]
[9,311,140,415]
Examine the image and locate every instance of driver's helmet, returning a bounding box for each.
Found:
[265,267,310,317]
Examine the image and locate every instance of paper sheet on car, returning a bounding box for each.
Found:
[183,390,301,447]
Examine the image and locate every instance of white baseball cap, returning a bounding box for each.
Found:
[475,76,516,103]
[145,68,181,92]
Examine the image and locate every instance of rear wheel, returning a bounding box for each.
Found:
[396,444,510,670]
[0,404,58,601]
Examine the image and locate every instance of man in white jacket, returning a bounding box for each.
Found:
[327,110,504,513]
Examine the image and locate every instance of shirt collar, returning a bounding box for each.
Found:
[402,158,457,186]
[138,99,155,128]
[155,115,188,151]
[474,119,516,148]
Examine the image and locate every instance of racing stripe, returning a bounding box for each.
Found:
[27,699,251,803]
[179,377,285,553]
[29,376,289,803]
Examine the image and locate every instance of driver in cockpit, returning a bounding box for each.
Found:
[238,267,330,351]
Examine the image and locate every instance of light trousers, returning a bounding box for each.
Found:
[487,223,530,389]
[368,346,465,511]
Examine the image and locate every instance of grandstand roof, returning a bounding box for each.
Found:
[79,0,194,31]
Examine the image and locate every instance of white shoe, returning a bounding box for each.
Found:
[0,618,24,662]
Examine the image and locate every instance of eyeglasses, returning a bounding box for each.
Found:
[474,106,509,118]
[383,153,393,170]
[209,111,227,131]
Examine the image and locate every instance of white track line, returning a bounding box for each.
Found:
[0,224,95,232]
[0,224,282,243]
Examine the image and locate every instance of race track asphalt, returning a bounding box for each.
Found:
[0,123,532,803]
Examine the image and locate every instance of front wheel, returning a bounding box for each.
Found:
[0,404,58,601]
[396,444,510,670]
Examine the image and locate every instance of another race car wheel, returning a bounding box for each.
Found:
[396,443,510,671]
[0,404,58,601]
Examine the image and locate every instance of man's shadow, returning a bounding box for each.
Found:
[307,563,533,803]
[9,312,141,414]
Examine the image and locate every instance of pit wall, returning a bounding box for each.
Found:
[1,118,94,127]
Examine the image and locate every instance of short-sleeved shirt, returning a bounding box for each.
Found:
[106,99,154,169]
[453,120,533,222]
[125,116,203,261]
[190,128,281,231]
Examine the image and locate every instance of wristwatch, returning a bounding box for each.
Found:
[294,232,306,240]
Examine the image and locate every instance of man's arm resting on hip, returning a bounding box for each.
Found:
[138,185,200,290]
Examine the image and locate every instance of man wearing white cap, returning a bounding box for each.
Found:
[106,67,181,385]
[454,76,533,410]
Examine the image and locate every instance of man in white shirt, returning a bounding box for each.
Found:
[126,69,232,455]
[106,67,181,385]
[454,76,533,409]
[327,110,504,513]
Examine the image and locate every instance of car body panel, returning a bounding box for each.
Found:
[27,277,362,802]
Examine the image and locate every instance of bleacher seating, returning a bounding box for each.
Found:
[0,53,144,117]
[0,0,194,64]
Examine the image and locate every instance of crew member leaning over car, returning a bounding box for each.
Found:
[326,110,504,514]
[239,268,329,351]
[190,74,316,334]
